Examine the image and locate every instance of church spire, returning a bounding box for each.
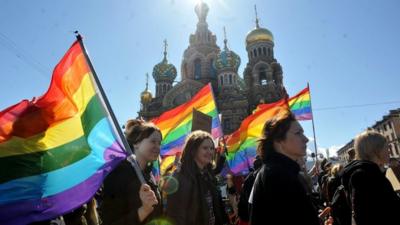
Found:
[254,5,260,28]
[223,26,228,50]
[163,39,168,62]
[145,72,149,90]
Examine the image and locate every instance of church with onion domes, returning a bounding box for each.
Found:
[139,1,287,134]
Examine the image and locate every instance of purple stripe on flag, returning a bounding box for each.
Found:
[294,112,313,121]
[0,142,125,225]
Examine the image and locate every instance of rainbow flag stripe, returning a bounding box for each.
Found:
[0,40,126,224]
[152,83,223,157]
[288,87,312,120]
[225,99,290,175]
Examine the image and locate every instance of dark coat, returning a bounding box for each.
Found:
[342,160,400,225]
[166,167,228,225]
[249,152,320,225]
[100,160,163,225]
[237,168,260,222]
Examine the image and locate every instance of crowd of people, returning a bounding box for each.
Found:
[32,112,400,225]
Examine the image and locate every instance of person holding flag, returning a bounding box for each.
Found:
[100,119,163,225]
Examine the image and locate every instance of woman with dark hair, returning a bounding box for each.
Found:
[166,130,228,225]
[249,113,320,225]
[100,119,163,225]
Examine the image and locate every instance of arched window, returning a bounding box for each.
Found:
[253,49,257,57]
[194,58,201,79]
[263,47,267,56]
[223,118,231,130]
[224,74,228,84]
[183,63,188,79]
[210,58,217,77]
[229,74,233,84]
[259,67,267,85]
[258,48,262,56]
[220,75,224,86]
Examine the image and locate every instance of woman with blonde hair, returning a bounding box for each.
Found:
[340,130,400,225]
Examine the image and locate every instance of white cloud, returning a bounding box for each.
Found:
[306,136,344,159]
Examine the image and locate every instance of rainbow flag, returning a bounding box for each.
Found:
[288,87,312,120]
[225,99,290,175]
[152,83,223,157]
[0,39,127,224]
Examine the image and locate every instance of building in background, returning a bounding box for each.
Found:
[138,2,287,134]
[337,109,400,162]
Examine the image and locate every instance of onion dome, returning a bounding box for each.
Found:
[246,5,274,46]
[195,0,209,23]
[140,73,153,104]
[214,27,241,72]
[152,40,177,82]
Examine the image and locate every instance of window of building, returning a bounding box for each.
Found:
[229,74,233,84]
[394,144,399,155]
[194,58,201,79]
[253,49,257,57]
[220,76,224,86]
[258,48,262,55]
[389,145,393,157]
[259,67,267,85]
[223,118,231,130]
[210,58,217,78]
[183,63,188,78]
[263,47,266,56]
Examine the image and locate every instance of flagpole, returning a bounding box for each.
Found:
[75,33,146,184]
[308,82,319,172]
[208,83,235,174]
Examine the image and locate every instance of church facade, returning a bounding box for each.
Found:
[139,2,287,134]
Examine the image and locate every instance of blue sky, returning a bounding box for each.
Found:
[1,0,399,156]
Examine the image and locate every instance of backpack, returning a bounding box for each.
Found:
[330,181,352,225]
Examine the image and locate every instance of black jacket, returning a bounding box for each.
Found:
[100,160,163,225]
[341,160,400,225]
[250,152,319,225]
[166,167,228,225]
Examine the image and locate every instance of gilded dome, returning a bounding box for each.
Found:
[141,73,153,104]
[246,27,274,45]
[246,5,274,45]
[140,89,153,104]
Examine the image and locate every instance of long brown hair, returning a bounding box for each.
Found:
[124,119,161,151]
[180,130,214,178]
[257,113,296,160]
